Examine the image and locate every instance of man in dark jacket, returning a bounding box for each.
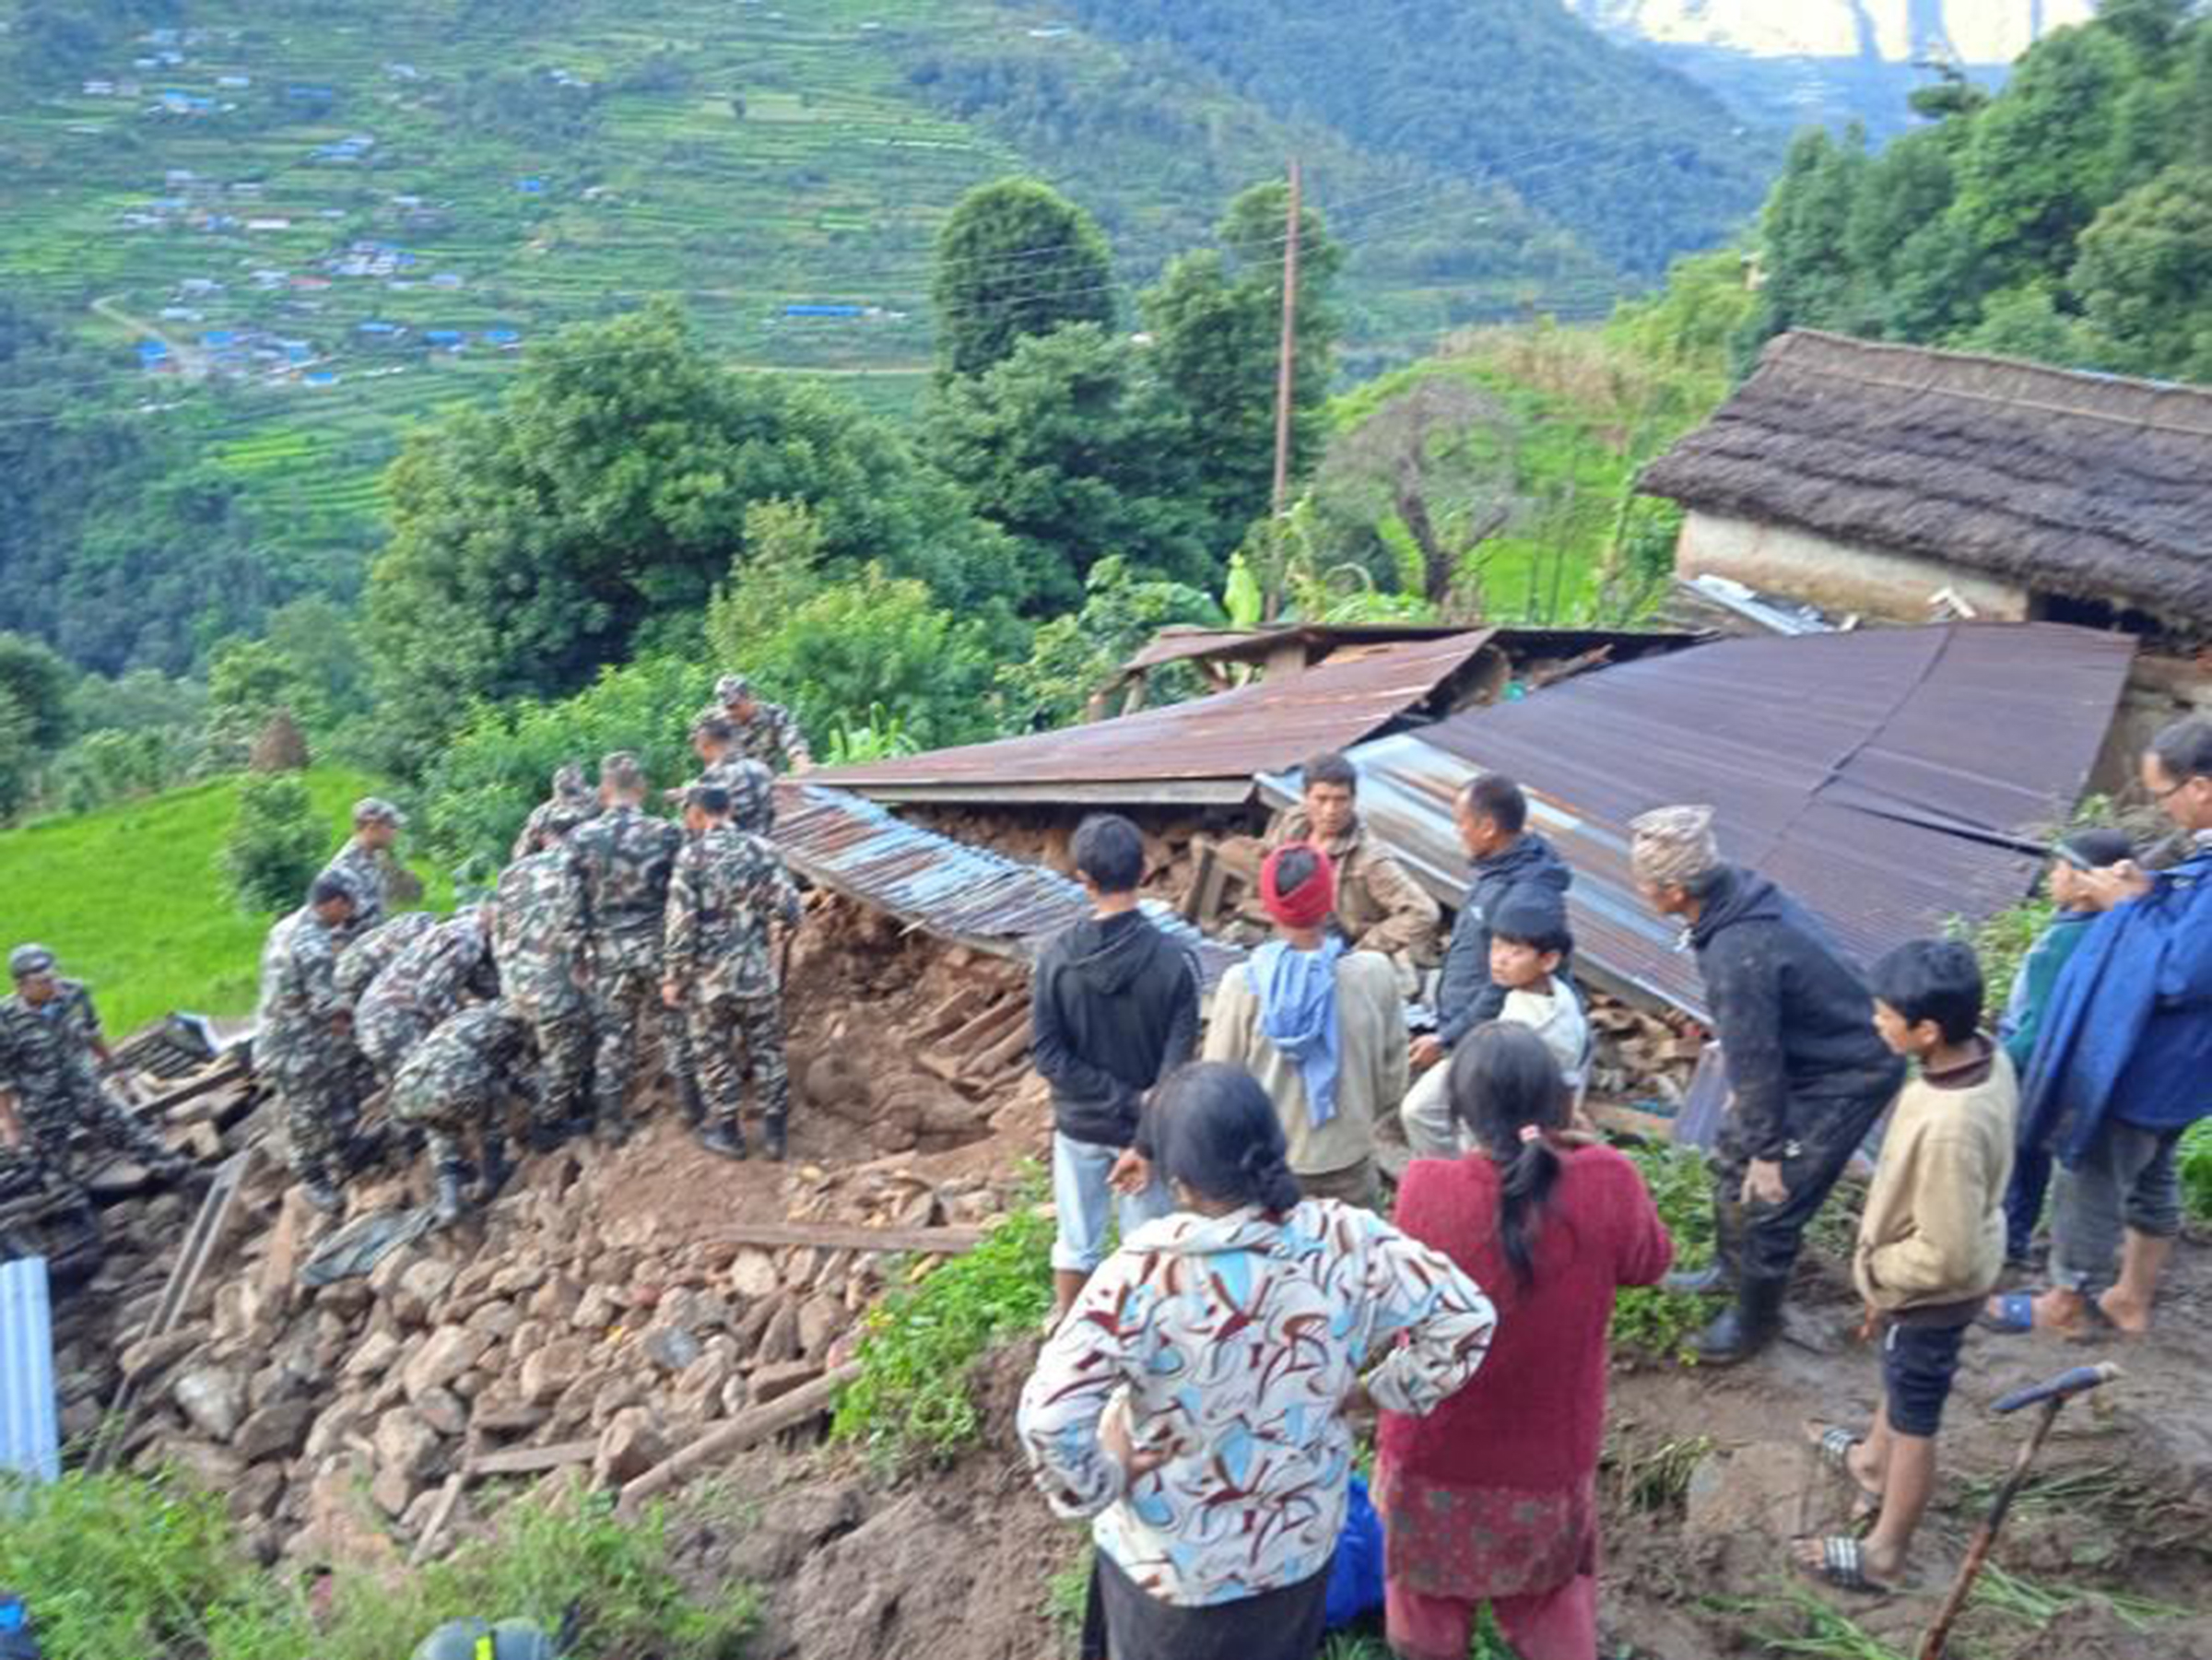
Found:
[1033,813,1200,1325]
[1403,773,1574,1156]
[1632,805,1905,1363]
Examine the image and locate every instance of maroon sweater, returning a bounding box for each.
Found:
[1379,1145,1673,1490]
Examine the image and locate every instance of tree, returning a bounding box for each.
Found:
[1140,181,1343,553]
[222,772,326,913]
[931,179,1115,380]
[924,323,1213,610]
[366,300,1017,771]
[996,555,1224,731]
[0,631,73,753]
[2069,164,2212,381]
[1953,27,2131,277]
[205,637,329,767]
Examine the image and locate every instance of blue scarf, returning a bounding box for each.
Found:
[1251,936,1346,1128]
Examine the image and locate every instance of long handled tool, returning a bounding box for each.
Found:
[1916,1361,2121,1660]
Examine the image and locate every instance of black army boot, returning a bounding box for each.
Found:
[432,1161,473,1228]
[677,1069,709,1129]
[477,1132,515,1203]
[1695,1273,1789,1366]
[1665,1197,1746,1296]
[762,1113,787,1164]
[695,1120,747,1161]
[300,1163,345,1215]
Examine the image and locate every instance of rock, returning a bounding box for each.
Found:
[731,1292,782,1359]
[724,1481,865,1583]
[368,1247,423,1302]
[519,1336,592,1406]
[589,1376,647,1430]
[370,1462,417,1519]
[234,1398,316,1463]
[750,1359,825,1405]
[526,1274,582,1324]
[394,1257,458,1325]
[757,1298,802,1366]
[119,1326,204,1383]
[796,1294,845,1360]
[642,1325,703,1374]
[229,1463,287,1525]
[467,1299,522,1340]
[673,1340,737,1407]
[413,1385,468,1438]
[488,1260,549,1299]
[1684,1442,1810,1541]
[58,1395,101,1442]
[592,1407,669,1487]
[402,1325,490,1404]
[373,1407,444,1486]
[718,1377,750,1419]
[571,1285,619,1331]
[468,1398,549,1437]
[660,1285,734,1335]
[303,1398,370,1463]
[727,1249,780,1301]
[344,1326,404,1382]
[172,1365,248,1442]
[507,1317,551,1362]
[165,1438,247,1492]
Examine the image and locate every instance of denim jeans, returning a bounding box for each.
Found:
[1052,1131,1172,1274]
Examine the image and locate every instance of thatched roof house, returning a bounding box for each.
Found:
[1640,331,2212,640]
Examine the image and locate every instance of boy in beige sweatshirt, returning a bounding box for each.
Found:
[1794,939,2017,1595]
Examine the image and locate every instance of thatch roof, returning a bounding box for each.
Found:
[1640,331,2212,629]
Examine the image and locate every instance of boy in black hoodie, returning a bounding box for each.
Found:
[1033,814,1201,1325]
[1631,806,1905,1363]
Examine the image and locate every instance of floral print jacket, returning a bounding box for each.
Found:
[1018,1198,1496,1607]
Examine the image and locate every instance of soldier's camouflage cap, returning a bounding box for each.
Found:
[714,673,752,702]
[8,944,57,979]
[354,796,407,828]
[599,751,646,793]
[552,762,590,799]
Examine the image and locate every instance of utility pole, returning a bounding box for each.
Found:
[1270,158,1302,521]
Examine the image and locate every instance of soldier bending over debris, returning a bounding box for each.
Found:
[389,1001,537,1228]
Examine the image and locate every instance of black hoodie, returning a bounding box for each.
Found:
[1689,865,1906,1160]
[1436,831,1575,1049]
[1030,909,1201,1148]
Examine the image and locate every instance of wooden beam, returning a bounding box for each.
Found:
[692,1220,984,1256]
[465,1438,597,1478]
[407,1472,468,1565]
[614,1362,861,1519]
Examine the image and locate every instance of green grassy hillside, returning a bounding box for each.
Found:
[0,0,1771,621]
[0,768,448,1033]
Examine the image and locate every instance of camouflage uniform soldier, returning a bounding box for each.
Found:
[492,830,591,1145]
[512,763,600,861]
[334,911,438,1007]
[319,797,406,937]
[354,908,499,1079]
[671,718,780,838]
[662,784,803,1161]
[256,877,360,1210]
[692,675,812,774]
[388,1002,536,1227]
[568,752,682,1144]
[0,945,182,1196]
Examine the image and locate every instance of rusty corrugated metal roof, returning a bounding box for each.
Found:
[774,783,1243,987]
[814,630,1499,805]
[0,1256,59,1489]
[1119,623,1475,677]
[1265,623,2136,1019]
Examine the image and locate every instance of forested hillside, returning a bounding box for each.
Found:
[1739,1,2212,381]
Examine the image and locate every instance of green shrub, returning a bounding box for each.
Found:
[221,771,326,912]
[1611,1138,1719,1365]
[2181,1120,2212,1229]
[831,1204,1054,1467]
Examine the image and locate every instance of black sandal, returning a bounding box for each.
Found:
[1794,1535,1893,1595]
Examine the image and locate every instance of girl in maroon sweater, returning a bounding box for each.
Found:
[1377,1024,1674,1660]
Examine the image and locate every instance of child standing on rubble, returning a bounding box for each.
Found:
[1796,939,2016,1595]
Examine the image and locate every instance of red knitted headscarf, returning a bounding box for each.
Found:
[1260,842,1336,930]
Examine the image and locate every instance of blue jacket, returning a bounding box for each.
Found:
[2022,843,2212,1161]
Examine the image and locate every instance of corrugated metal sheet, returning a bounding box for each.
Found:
[0,1255,59,1489]
[814,630,1498,805]
[1119,623,1473,676]
[1265,623,2136,1020]
[774,783,1243,988]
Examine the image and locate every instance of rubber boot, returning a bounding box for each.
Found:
[301,1164,345,1215]
[677,1068,708,1129]
[762,1113,787,1164]
[1665,1196,1746,1295]
[477,1132,514,1203]
[432,1161,472,1229]
[1695,1273,1789,1366]
[695,1120,748,1161]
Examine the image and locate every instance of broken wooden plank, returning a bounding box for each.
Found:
[465,1438,597,1478]
[693,1219,984,1256]
[142,1054,249,1121]
[971,1015,1033,1078]
[614,1362,861,1520]
[407,1471,468,1565]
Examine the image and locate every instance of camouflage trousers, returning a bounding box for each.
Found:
[276,1057,359,1181]
[16,1083,170,1183]
[391,1081,501,1173]
[512,992,590,1127]
[588,956,664,1123]
[686,992,790,1129]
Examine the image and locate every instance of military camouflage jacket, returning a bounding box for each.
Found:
[511,795,600,861]
[356,912,496,1067]
[693,756,778,837]
[335,911,438,1004]
[255,906,348,1070]
[493,849,587,1007]
[0,979,104,1113]
[569,804,682,969]
[691,700,811,771]
[389,1002,534,1122]
[319,839,390,935]
[664,825,802,1001]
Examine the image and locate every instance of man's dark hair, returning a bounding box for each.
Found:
[308,874,355,909]
[1463,773,1527,836]
[2059,827,2135,869]
[2148,716,2212,783]
[1072,813,1145,894]
[1870,938,1984,1045]
[1490,915,1573,957]
[688,783,731,817]
[1303,751,1357,795]
[693,715,735,745]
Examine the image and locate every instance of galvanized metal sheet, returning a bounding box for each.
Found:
[813,630,1499,801]
[1267,623,2136,1020]
[0,1255,59,1488]
[774,784,1243,988]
